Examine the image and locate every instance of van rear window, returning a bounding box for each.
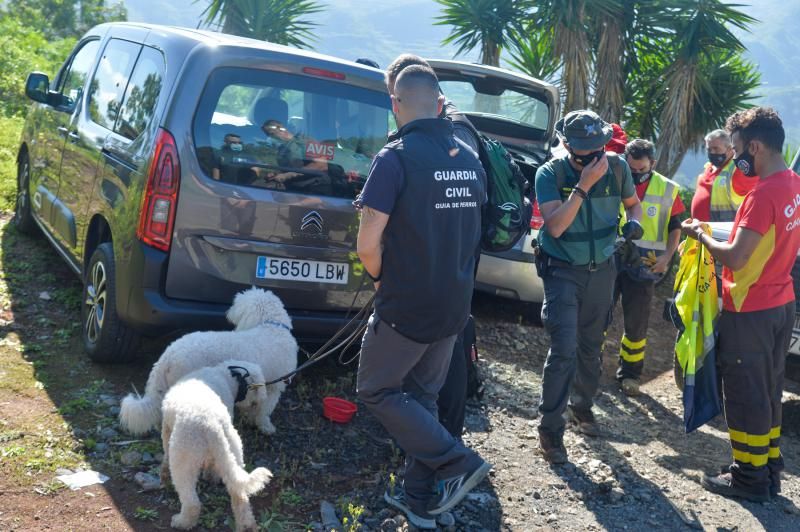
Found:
[193,68,392,200]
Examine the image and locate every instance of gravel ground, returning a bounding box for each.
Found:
[0,218,798,531]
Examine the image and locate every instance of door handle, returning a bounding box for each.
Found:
[67,131,80,143]
[57,126,69,137]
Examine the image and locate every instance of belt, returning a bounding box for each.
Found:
[546,256,612,272]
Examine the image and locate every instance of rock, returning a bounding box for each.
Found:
[120,451,142,466]
[437,512,456,527]
[363,517,379,528]
[55,468,74,476]
[306,522,323,531]
[376,508,393,520]
[394,513,407,526]
[99,394,117,406]
[71,428,86,438]
[533,491,542,500]
[93,442,109,453]
[141,452,154,464]
[320,500,340,530]
[38,291,51,301]
[109,406,121,416]
[99,427,118,441]
[134,472,161,492]
[609,488,625,504]
[546,513,558,523]
[154,453,164,463]
[783,503,800,515]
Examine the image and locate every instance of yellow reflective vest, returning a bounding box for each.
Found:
[618,171,679,254]
[709,160,746,222]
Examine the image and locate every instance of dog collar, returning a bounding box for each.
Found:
[228,366,251,403]
[259,319,292,332]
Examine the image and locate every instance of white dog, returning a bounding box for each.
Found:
[160,361,272,531]
[120,288,297,436]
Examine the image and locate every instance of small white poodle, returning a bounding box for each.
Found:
[160,361,272,531]
[120,288,297,436]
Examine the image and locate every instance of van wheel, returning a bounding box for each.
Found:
[15,154,37,235]
[82,243,141,363]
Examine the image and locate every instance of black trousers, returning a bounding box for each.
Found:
[613,271,655,381]
[718,302,793,494]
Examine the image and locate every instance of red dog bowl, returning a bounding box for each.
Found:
[322,397,357,423]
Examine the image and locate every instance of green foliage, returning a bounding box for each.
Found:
[133,507,159,521]
[435,0,530,66]
[200,0,324,49]
[0,17,76,118]
[0,116,24,212]
[4,0,127,40]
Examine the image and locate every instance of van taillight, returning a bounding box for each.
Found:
[137,128,180,251]
[530,200,544,230]
[302,67,346,80]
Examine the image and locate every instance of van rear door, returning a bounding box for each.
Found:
[165,64,390,313]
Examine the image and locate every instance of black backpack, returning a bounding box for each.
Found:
[447,110,532,252]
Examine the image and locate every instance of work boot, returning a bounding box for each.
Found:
[720,464,781,498]
[701,473,770,503]
[620,378,641,396]
[538,428,567,464]
[567,406,602,437]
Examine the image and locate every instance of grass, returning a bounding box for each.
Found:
[0,115,23,212]
[133,507,159,521]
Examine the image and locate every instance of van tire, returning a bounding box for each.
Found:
[15,153,37,235]
[82,243,141,363]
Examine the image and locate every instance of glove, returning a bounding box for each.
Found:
[621,220,644,241]
[641,250,658,268]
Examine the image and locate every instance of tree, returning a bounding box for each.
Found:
[200,0,323,49]
[434,0,530,67]
[4,0,126,40]
[648,0,757,175]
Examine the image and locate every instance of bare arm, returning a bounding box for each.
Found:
[682,219,762,271]
[357,206,390,284]
[622,194,642,223]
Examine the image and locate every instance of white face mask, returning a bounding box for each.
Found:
[229,142,243,152]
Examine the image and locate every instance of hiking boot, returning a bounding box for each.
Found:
[620,378,641,396]
[383,489,437,530]
[719,464,781,498]
[538,428,567,464]
[701,473,771,503]
[567,406,602,437]
[427,460,493,515]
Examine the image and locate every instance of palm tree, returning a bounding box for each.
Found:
[507,26,561,85]
[200,0,323,49]
[651,0,756,175]
[434,0,530,67]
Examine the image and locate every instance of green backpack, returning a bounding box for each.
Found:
[479,136,533,252]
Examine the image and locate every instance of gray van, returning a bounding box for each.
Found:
[16,23,389,362]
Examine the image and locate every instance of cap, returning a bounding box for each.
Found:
[555,110,613,151]
[605,123,628,154]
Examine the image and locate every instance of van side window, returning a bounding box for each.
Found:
[57,40,101,112]
[88,38,141,131]
[115,47,165,141]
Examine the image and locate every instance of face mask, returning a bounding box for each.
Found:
[707,151,728,168]
[229,142,243,152]
[734,146,757,177]
[570,149,604,167]
[631,170,652,184]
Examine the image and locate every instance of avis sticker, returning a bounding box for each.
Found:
[305,141,335,160]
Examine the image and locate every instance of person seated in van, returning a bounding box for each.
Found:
[259,119,331,193]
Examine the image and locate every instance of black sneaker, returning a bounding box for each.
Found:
[383,489,437,530]
[538,428,567,464]
[427,461,493,515]
[701,473,770,503]
[567,406,602,437]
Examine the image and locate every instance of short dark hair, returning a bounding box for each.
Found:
[385,53,430,90]
[625,138,655,161]
[725,106,785,152]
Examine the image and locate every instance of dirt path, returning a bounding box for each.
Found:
[0,216,798,531]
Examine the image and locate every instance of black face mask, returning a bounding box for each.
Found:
[631,170,652,184]
[707,151,728,168]
[734,146,757,177]
[570,149,604,167]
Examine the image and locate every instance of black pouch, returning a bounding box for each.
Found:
[532,240,549,278]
